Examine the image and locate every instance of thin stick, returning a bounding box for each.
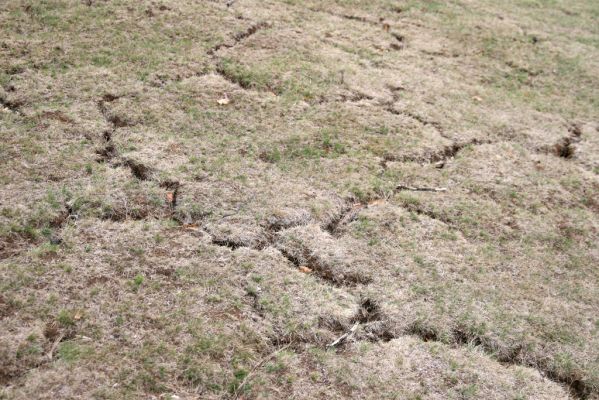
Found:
[327,322,360,348]
[396,184,447,192]
[46,333,65,361]
[233,343,292,398]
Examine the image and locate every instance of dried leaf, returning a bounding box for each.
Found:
[367,199,386,207]
[183,223,200,231]
[166,192,174,203]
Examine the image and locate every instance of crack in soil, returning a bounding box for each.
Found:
[202,203,372,286]
[351,298,384,324]
[404,111,445,134]
[101,209,151,222]
[8,6,593,397]
[402,204,453,226]
[96,95,121,158]
[380,88,451,137]
[50,203,78,230]
[42,127,598,396]
[424,138,489,163]
[277,246,371,287]
[96,148,153,182]
[97,94,118,122]
[93,97,182,220]
[122,158,153,181]
[390,32,405,50]
[325,195,452,237]
[55,20,592,399]
[336,91,374,103]
[215,63,255,90]
[328,298,396,348]
[97,93,136,129]
[160,180,180,211]
[208,22,270,55]
[324,201,363,237]
[382,138,490,166]
[308,7,409,54]
[87,105,590,397]
[0,322,75,386]
[384,106,447,136]
[95,127,120,164]
[208,21,273,91]
[0,95,23,115]
[264,218,310,234]
[204,217,373,287]
[211,237,247,250]
[406,323,590,400]
[96,97,156,181]
[308,7,382,26]
[552,123,582,159]
[95,142,118,162]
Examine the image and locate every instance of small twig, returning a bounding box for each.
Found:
[233,343,292,398]
[327,322,360,348]
[46,333,65,361]
[396,184,447,192]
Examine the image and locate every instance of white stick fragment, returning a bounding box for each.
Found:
[396,184,447,192]
[46,333,65,361]
[327,322,360,348]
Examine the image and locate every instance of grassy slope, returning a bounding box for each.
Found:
[1,0,598,399]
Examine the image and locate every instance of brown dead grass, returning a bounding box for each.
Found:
[1,0,598,399]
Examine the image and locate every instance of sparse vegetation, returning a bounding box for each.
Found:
[1,0,598,399]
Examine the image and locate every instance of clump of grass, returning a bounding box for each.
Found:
[130,275,144,292]
[57,309,75,327]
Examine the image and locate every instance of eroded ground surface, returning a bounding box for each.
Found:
[1,0,598,399]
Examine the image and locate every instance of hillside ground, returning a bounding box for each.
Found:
[1,0,598,399]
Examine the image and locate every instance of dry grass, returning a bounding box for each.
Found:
[1,0,598,399]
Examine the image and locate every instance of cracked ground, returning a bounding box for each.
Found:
[1,0,599,399]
